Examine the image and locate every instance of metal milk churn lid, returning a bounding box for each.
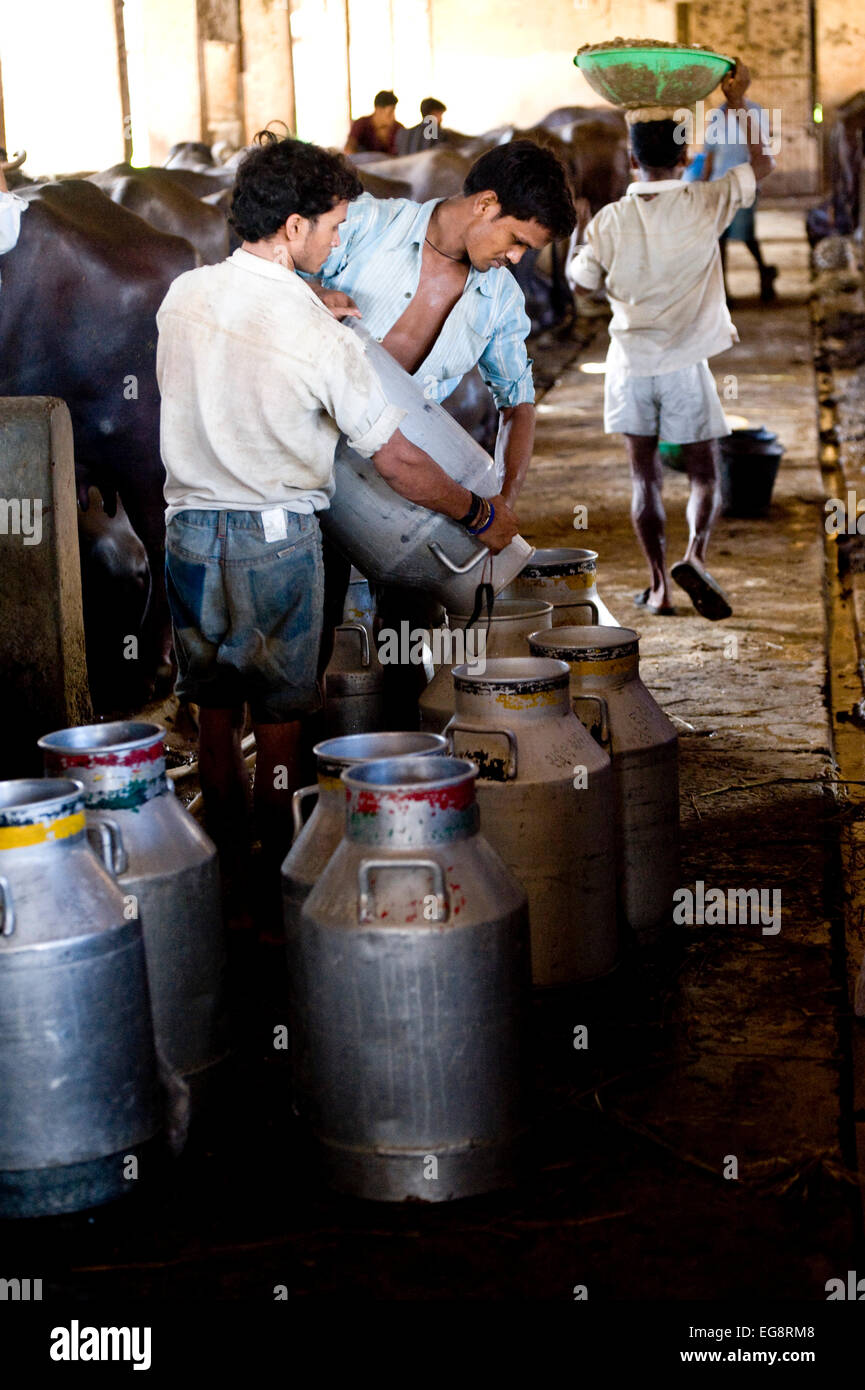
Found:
[418,598,553,734]
[503,547,620,626]
[282,730,448,935]
[288,755,531,1202]
[38,722,229,1104]
[446,657,618,985]
[528,626,680,942]
[320,322,534,609]
[0,778,161,1217]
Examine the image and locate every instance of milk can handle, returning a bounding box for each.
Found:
[427,541,487,576]
[569,598,600,623]
[357,858,450,925]
[446,721,518,780]
[291,785,319,840]
[334,622,370,667]
[572,694,611,748]
[87,819,128,877]
[0,877,15,937]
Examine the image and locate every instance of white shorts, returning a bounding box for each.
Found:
[603,359,730,443]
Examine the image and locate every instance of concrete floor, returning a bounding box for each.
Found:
[8,209,865,1301]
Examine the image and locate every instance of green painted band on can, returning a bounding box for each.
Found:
[80,775,168,812]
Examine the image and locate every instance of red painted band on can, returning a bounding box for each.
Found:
[44,741,164,770]
[353,781,474,816]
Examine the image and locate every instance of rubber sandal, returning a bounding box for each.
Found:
[633,588,678,616]
[670,561,733,620]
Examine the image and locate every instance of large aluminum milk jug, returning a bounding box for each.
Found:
[418,599,553,733]
[39,722,229,1103]
[282,730,448,938]
[0,778,161,1217]
[446,657,618,985]
[503,547,619,626]
[323,566,387,737]
[287,755,530,1202]
[528,626,679,941]
[320,322,534,610]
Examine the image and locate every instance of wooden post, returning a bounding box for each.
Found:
[0,398,92,779]
[0,54,6,155]
[286,0,298,135]
[113,0,134,163]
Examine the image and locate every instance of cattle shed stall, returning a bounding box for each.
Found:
[2,0,865,1355]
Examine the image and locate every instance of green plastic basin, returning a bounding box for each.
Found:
[575,45,733,108]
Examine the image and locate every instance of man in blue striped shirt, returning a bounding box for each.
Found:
[308,141,577,509]
[307,140,575,722]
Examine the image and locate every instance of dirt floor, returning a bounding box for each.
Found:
[7,208,865,1302]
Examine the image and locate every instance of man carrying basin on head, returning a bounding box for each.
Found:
[566,61,774,620]
[155,132,517,897]
[304,140,577,705]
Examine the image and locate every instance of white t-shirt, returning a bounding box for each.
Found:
[568,163,757,376]
[0,191,26,287]
[156,248,406,520]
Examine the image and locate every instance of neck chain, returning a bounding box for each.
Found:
[424,234,467,263]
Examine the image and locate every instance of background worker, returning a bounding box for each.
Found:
[683,61,778,303]
[567,69,775,620]
[344,90,404,156]
[156,133,517,907]
[397,97,449,155]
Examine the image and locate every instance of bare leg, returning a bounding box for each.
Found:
[669,439,733,620]
[252,720,304,872]
[680,439,720,565]
[625,433,672,608]
[743,235,767,272]
[198,705,251,868]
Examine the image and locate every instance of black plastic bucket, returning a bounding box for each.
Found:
[718,429,784,517]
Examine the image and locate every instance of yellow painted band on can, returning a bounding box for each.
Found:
[566,654,634,678]
[494,688,561,710]
[559,572,595,591]
[318,775,345,794]
[0,811,86,850]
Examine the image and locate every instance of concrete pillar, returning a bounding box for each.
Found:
[240,0,297,138]
[138,0,202,165]
[0,398,91,779]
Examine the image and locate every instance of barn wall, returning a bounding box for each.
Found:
[426,0,674,134]
[816,1,865,119]
[683,0,819,195]
[347,0,434,136]
[136,0,202,164]
[0,0,124,175]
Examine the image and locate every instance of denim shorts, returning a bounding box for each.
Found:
[165,509,324,723]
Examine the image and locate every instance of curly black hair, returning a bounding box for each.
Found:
[229,131,363,243]
[463,140,576,239]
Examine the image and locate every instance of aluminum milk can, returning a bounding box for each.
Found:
[503,547,619,626]
[419,598,553,734]
[287,755,531,1202]
[446,658,617,985]
[282,730,448,938]
[321,322,534,610]
[323,621,386,737]
[0,778,160,1217]
[39,722,229,1101]
[528,626,679,941]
